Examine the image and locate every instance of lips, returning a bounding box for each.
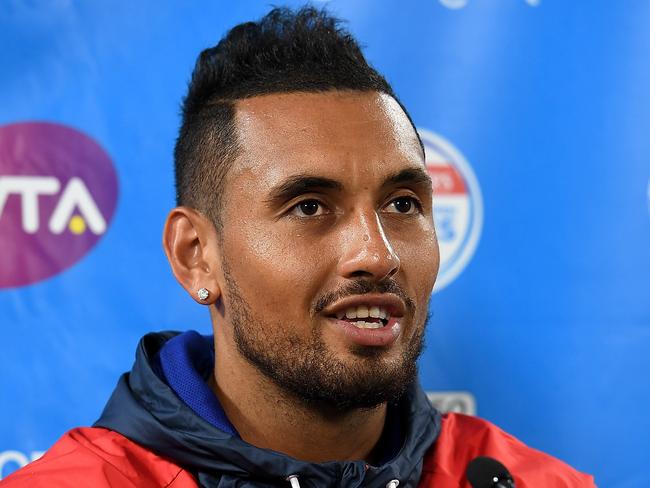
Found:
[322,293,406,347]
[323,293,406,319]
[335,304,389,328]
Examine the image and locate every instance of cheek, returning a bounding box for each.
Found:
[393,232,438,329]
[393,225,440,287]
[222,221,332,313]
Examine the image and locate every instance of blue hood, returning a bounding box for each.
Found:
[95,331,441,488]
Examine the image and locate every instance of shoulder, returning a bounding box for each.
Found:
[0,427,197,488]
[418,413,596,488]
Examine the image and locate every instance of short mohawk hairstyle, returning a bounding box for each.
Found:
[174,6,416,226]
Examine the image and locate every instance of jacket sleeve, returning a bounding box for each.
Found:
[418,413,597,488]
[0,427,197,488]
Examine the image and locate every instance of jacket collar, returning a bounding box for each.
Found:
[95,331,441,487]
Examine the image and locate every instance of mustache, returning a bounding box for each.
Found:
[313,279,415,314]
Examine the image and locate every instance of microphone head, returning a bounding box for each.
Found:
[466,456,515,488]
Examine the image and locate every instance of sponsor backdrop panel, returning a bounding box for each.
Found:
[1,1,649,486]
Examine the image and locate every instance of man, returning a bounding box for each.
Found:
[2,6,595,487]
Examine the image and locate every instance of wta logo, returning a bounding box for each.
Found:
[0,122,118,288]
[418,129,483,292]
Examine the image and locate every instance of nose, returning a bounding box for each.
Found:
[337,211,400,282]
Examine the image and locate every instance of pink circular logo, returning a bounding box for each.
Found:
[0,122,119,288]
[418,129,483,293]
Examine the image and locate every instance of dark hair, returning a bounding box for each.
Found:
[174,6,421,226]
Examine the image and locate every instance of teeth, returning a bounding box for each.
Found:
[341,305,389,320]
[353,320,383,329]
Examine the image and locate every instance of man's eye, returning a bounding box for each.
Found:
[290,199,326,217]
[385,196,420,214]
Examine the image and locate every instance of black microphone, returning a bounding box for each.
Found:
[466,456,516,488]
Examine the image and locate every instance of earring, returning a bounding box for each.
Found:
[197,288,210,301]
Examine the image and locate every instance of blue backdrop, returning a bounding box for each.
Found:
[2,1,649,486]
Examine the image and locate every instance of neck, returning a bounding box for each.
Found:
[210,328,387,463]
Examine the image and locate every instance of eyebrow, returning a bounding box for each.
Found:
[265,167,432,206]
[380,167,433,191]
[265,175,344,205]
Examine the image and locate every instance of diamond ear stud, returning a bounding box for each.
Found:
[197,288,210,301]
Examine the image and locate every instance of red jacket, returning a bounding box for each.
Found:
[2,413,595,487]
[2,333,595,487]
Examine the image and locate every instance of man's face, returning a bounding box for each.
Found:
[216,91,439,410]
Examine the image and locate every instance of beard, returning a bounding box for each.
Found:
[222,263,428,412]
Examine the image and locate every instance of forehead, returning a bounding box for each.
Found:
[230,91,423,184]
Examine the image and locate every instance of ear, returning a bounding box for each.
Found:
[162,206,222,305]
